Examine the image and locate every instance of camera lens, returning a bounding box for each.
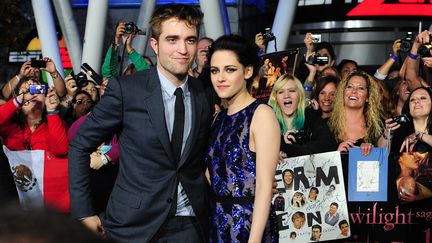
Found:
[125,22,137,35]
[400,40,412,52]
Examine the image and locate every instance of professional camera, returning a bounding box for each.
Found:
[262,28,275,43]
[29,84,46,95]
[418,44,432,58]
[391,114,410,125]
[306,55,329,66]
[124,22,142,35]
[291,129,312,144]
[400,32,414,52]
[73,71,89,87]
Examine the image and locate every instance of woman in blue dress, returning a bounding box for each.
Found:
[204,35,280,243]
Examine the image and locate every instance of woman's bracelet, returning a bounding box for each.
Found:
[50,71,59,79]
[389,53,398,61]
[408,53,419,60]
[383,133,392,140]
[14,97,23,107]
[383,129,393,140]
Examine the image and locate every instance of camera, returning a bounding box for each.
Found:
[30,60,46,69]
[400,32,414,52]
[418,44,432,58]
[392,114,410,125]
[81,63,103,85]
[29,84,46,95]
[305,98,314,108]
[262,28,275,43]
[311,34,321,43]
[124,22,142,35]
[71,71,89,87]
[306,55,329,66]
[291,129,312,144]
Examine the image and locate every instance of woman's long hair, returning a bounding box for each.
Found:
[401,86,432,131]
[268,74,305,134]
[11,77,47,129]
[328,71,384,143]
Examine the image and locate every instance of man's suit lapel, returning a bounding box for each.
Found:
[143,69,175,163]
[179,78,203,168]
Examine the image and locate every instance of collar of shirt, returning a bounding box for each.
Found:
[157,67,190,98]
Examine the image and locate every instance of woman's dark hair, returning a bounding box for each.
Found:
[282,169,294,185]
[337,59,358,74]
[391,76,403,106]
[207,34,260,87]
[401,86,432,130]
[314,42,336,61]
[78,82,100,103]
[313,75,340,101]
[10,77,40,100]
[11,77,46,128]
[72,90,95,106]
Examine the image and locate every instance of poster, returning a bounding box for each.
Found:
[348,147,388,201]
[339,152,432,243]
[273,151,350,242]
[394,151,432,204]
[251,49,299,103]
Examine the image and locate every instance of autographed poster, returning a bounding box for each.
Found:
[348,147,388,201]
[273,151,350,242]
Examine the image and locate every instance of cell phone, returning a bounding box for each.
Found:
[311,34,321,43]
[29,84,46,95]
[31,60,47,68]
[81,63,103,85]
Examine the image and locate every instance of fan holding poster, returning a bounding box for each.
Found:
[273,151,350,242]
[383,86,432,203]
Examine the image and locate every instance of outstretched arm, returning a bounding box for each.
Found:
[405,30,431,90]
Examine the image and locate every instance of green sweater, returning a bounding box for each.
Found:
[102,46,150,78]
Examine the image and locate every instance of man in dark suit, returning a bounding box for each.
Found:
[68,4,212,243]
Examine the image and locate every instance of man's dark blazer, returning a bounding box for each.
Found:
[69,67,213,243]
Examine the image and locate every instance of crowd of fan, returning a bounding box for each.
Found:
[0,18,431,240]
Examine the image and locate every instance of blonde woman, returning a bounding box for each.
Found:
[329,71,385,154]
[268,74,337,157]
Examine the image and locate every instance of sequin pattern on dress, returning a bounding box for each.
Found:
[205,100,278,243]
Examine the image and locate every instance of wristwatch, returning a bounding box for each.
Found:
[100,153,108,165]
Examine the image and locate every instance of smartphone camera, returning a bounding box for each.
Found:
[29,84,46,95]
[31,60,47,69]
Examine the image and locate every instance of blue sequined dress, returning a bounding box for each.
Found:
[205,100,278,243]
